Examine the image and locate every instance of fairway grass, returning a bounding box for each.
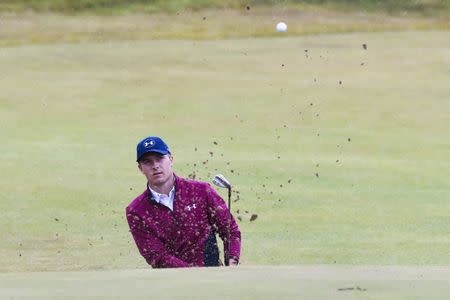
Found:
[1,266,450,299]
[1,30,449,272]
[0,8,449,46]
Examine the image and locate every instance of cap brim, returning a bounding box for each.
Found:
[137,149,170,162]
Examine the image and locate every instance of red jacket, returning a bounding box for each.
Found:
[126,174,241,268]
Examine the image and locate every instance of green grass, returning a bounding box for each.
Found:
[1,30,449,272]
[0,0,449,15]
[0,1,448,46]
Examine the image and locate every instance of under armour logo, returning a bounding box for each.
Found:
[144,140,155,148]
[186,204,197,211]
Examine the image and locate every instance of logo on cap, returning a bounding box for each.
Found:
[144,140,155,148]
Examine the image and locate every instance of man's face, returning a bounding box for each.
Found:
[138,152,174,188]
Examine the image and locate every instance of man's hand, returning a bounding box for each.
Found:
[229,258,239,266]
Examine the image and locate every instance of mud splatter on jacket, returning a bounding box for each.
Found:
[126,174,241,268]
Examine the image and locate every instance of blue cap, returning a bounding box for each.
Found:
[136,136,170,161]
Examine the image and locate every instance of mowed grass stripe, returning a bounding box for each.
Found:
[0,8,449,46]
[1,266,450,299]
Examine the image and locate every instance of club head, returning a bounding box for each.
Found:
[213,174,231,189]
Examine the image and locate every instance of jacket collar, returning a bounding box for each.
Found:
[147,173,179,203]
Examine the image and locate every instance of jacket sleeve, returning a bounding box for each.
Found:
[126,209,190,268]
[205,184,241,262]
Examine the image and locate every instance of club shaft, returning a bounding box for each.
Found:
[225,187,231,266]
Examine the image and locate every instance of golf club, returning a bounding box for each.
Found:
[212,174,232,266]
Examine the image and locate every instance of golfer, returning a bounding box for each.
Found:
[126,136,241,268]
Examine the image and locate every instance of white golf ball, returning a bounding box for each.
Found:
[276,22,287,32]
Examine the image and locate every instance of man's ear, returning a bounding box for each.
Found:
[169,154,174,166]
[138,163,143,173]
